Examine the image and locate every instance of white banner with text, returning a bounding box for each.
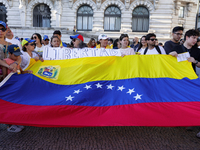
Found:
[43,47,121,60]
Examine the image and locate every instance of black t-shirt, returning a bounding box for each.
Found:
[164,40,180,54]
[172,45,200,72]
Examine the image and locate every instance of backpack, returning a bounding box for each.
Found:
[143,46,162,55]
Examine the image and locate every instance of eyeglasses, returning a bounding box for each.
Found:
[150,38,158,41]
[174,33,183,36]
[0,28,7,32]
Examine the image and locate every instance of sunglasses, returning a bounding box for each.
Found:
[150,38,158,41]
[33,36,37,39]
[0,28,7,32]
[29,43,36,46]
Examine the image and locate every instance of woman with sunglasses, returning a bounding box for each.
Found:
[0,21,19,80]
[20,38,42,70]
[0,21,12,59]
[31,33,44,57]
[119,34,135,57]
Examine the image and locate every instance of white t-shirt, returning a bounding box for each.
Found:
[139,46,166,55]
[137,48,146,54]
[20,51,38,70]
[6,38,22,50]
[35,45,44,56]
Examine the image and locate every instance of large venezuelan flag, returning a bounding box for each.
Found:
[0,55,200,127]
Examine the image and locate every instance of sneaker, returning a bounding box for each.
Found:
[197,132,200,139]
[16,125,24,129]
[7,125,22,133]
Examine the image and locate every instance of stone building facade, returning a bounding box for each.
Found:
[0,0,199,43]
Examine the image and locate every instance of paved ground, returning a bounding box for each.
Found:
[0,124,199,150]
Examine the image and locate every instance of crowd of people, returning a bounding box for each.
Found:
[0,20,200,137]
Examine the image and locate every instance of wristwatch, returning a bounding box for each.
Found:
[194,60,198,65]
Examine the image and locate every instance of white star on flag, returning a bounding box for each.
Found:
[127,88,135,95]
[66,95,74,101]
[117,86,125,91]
[107,84,114,90]
[73,89,82,94]
[134,94,142,100]
[84,84,92,90]
[95,83,103,88]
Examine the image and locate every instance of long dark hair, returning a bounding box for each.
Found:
[87,38,95,48]
[119,34,129,41]
[22,43,29,52]
[137,36,146,52]
[113,39,119,49]
[31,33,42,45]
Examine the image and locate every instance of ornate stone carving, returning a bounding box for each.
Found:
[73,0,97,11]
[69,0,73,8]
[154,0,159,9]
[125,0,130,10]
[178,19,185,26]
[174,1,181,15]
[129,0,154,12]
[101,0,125,11]
[19,0,26,26]
[187,3,193,17]
[54,0,62,15]
[97,0,101,9]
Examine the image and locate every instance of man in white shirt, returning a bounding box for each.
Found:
[5,27,22,50]
[140,33,166,55]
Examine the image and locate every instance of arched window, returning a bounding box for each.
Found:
[77,5,93,31]
[132,6,149,32]
[104,6,121,31]
[33,4,51,27]
[0,3,7,23]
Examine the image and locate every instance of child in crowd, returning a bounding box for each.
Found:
[51,36,61,47]
[1,44,32,132]
[2,44,32,79]
[20,38,43,70]
[119,34,135,57]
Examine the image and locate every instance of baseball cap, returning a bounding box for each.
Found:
[70,34,84,42]
[98,34,108,41]
[43,35,49,40]
[0,21,7,29]
[22,38,35,47]
[7,45,22,56]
